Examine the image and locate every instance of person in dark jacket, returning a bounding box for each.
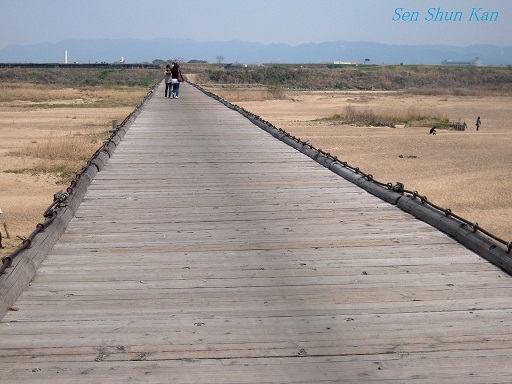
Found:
[170,62,183,98]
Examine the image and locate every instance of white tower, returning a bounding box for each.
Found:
[64,50,68,64]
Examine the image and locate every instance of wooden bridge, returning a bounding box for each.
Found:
[2,83,512,383]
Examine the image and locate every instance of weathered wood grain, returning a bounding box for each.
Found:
[1,83,512,383]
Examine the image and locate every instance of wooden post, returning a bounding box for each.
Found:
[109,119,118,133]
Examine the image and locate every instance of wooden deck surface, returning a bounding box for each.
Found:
[2,83,512,383]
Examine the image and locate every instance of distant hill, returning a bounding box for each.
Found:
[1,38,511,66]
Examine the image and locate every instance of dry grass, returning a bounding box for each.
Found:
[220,89,512,243]
[18,130,105,160]
[322,105,449,127]
[204,85,287,102]
[195,63,512,92]
[0,83,76,102]
[0,79,153,256]
[2,67,512,257]
[0,83,148,183]
[0,83,149,107]
[406,87,512,97]
[6,130,106,182]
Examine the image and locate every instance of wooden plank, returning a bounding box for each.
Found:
[2,82,512,383]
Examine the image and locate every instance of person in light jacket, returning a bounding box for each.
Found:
[164,64,172,98]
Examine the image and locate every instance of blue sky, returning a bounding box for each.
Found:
[0,0,510,49]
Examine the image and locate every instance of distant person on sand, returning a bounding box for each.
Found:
[0,209,4,248]
[170,62,184,99]
[429,126,437,135]
[164,64,172,98]
[476,116,481,131]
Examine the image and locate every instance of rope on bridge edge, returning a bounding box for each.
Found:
[189,82,512,265]
[0,83,159,278]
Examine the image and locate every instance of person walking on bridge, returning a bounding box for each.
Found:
[170,62,184,98]
[164,64,172,98]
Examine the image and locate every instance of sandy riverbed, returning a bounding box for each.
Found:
[1,86,511,258]
[227,90,512,242]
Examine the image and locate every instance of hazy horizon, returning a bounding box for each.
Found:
[1,0,510,50]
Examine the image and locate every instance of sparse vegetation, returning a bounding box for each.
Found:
[0,62,510,260]
[320,105,449,128]
[194,64,512,93]
[0,82,152,107]
[7,130,106,182]
[210,84,288,101]
[0,67,161,183]
[0,67,161,87]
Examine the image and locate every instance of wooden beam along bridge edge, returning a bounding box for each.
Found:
[1,80,512,382]
[1,80,511,319]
